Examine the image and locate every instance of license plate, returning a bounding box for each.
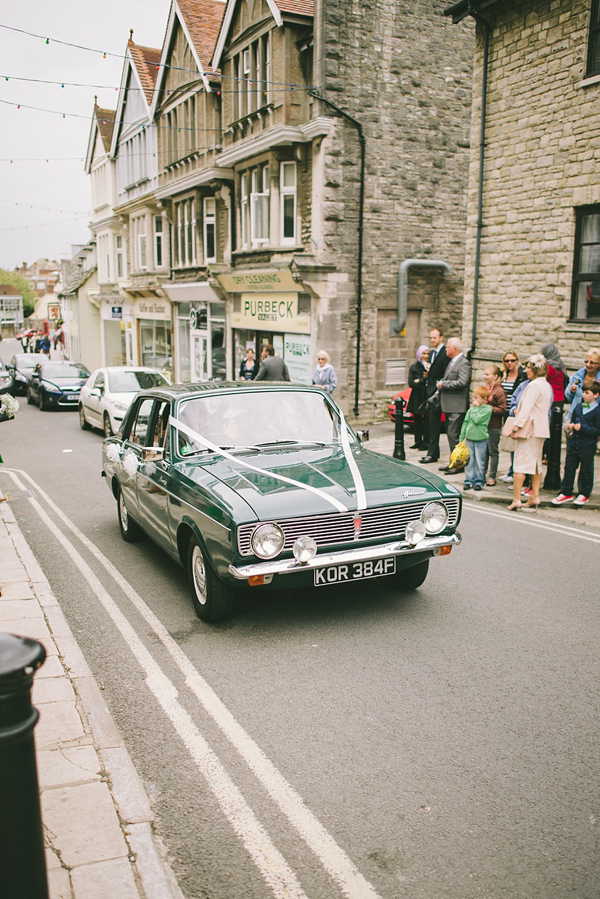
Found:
[66,394,78,401]
[314,556,396,586]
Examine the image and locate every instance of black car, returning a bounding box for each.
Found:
[27,361,91,410]
[0,361,12,395]
[6,353,47,395]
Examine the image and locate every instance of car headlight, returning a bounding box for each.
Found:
[251,523,285,559]
[42,383,61,394]
[293,536,317,564]
[113,401,128,412]
[405,520,427,546]
[421,502,448,534]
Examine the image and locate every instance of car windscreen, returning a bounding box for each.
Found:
[16,355,45,370]
[175,390,355,455]
[107,370,168,393]
[42,364,89,380]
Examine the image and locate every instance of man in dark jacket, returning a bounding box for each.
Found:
[254,345,290,381]
[420,327,448,464]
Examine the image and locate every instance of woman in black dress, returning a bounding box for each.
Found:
[406,345,430,450]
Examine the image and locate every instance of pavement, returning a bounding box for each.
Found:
[365,419,600,526]
[0,410,598,899]
[0,499,184,899]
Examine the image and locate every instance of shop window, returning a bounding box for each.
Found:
[571,206,600,319]
[588,0,600,77]
[203,197,216,263]
[280,161,297,244]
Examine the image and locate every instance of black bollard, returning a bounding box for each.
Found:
[393,396,406,460]
[544,402,564,491]
[0,633,48,899]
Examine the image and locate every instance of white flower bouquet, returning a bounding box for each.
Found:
[0,394,19,421]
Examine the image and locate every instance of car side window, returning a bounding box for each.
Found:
[94,373,105,390]
[129,398,155,446]
[152,401,171,450]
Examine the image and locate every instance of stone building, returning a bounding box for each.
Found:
[313,0,474,416]
[445,0,600,377]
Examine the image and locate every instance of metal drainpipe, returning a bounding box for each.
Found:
[466,2,491,361]
[392,259,451,337]
[309,90,365,417]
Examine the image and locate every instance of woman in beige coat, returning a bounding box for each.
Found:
[508,354,553,510]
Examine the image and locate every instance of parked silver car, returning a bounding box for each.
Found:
[79,366,170,436]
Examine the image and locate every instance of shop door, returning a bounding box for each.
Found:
[191,331,211,382]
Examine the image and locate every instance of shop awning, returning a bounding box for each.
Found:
[161,281,221,304]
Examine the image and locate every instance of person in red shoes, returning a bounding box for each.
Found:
[552,381,600,507]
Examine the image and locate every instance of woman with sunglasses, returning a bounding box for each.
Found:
[564,348,600,419]
[499,351,528,482]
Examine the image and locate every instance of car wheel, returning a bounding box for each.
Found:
[79,405,92,430]
[188,536,235,622]
[26,387,34,405]
[396,559,430,591]
[117,488,142,543]
[103,413,113,438]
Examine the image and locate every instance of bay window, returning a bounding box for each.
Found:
[280,161,297,244]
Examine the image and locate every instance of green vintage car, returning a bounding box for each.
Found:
[102,382,462,621]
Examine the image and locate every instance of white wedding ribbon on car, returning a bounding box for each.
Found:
[169,414,367,515]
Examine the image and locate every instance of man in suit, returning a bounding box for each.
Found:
[420,327,448,464]
[436,336,472,473]
[254,345,291,381]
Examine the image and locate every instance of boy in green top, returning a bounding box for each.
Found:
[459,386,492,491]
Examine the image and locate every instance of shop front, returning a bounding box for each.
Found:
[132,297,173,381]
[100,298,133,367]
[161,282,225,383]
[217,270,312,383]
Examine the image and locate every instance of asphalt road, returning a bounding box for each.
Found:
[2,341,600,898]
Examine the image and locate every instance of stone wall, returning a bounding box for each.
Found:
[313,0,474,418]
[461,0,600,383]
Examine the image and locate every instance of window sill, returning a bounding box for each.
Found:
[565,320,600,330]
[124,177,150,191]
[577,73,600,89]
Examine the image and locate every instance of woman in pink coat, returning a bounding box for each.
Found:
[507,354,553,510]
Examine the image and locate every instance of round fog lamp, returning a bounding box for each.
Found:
[293,536,317,564]
[405,520,427,546]
[251,523,285,559]
[421,502,448,534]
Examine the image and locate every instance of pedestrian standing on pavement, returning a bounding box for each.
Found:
[239,347,258,380]
[460,386,492,491]
[552,381,600,507]
[483,365,507,486]
[420,328,447,464]
[254,345,290,381]
[312,351,337,394]
[437,337,472,474]
[499,350,528,483]
[407,345,430,450]
[507,354,553,511]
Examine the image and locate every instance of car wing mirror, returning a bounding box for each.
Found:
[141,447,164,462]
[90,387,102,397]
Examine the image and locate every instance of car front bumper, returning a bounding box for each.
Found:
[228,531,461,580]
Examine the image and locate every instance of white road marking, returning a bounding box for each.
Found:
[464,503,600,543]
[4,471,307,899]
[4,468,382,899]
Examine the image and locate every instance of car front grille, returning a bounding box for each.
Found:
[236,498,460,556]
